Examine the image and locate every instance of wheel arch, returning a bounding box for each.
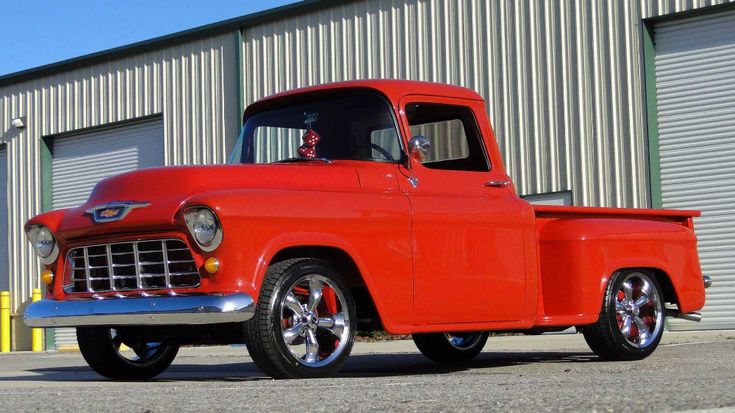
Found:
[264,245,384,332]
[599,265,681,313]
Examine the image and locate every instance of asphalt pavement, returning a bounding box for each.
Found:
[0,330,733,412]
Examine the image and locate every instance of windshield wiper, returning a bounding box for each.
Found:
[275,157,333,164]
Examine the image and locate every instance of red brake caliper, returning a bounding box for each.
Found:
[616,291,625,327]
[321,285,340,351]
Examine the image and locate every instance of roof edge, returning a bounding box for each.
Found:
[0,0,345,87]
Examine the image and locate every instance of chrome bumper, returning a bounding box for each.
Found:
[23,293,255,328]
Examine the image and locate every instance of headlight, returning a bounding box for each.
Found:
[26,225,60,264]
[184,207,223,251]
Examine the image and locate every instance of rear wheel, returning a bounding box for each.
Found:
[412,331,489,362]
[77,327,179,380]
[245,258,356,379]
[581,270,665,360]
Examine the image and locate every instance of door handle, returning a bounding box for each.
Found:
[484,180,510,188]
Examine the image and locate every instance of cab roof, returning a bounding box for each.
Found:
[246,79,485,115]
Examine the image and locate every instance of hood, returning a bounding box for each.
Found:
[57,163,361,240]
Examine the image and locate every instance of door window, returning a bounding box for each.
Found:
[406,103,489,172]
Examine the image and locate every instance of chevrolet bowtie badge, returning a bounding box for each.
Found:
[85,201,151,223]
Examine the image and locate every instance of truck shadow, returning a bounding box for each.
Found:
[1,351,599,382]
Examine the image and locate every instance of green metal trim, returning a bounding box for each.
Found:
[40,136,53,213]
[44,328,55,351]
[0,0,346,87]
[642,20,662,209]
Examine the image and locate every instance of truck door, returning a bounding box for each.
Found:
[397,97,527,325]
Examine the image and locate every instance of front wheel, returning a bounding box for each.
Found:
[77,327,179,380]
[581,270,665,360]
[245,258,356,379]
[412,331,489,362]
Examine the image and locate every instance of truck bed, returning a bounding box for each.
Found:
[531,204,704,326]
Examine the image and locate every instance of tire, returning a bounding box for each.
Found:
[76,327,179,380]
[245,258,356,379]
[412,331,489,362]
[581,270,665,361]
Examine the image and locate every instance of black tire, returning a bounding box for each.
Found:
[580,270,665,361]
[412,331,489,362]
[76,327,179,380]
[245,258,356,379]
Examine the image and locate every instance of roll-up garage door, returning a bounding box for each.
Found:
[0,146,8,292]
[51,119,164,348]
[655,9,735,330]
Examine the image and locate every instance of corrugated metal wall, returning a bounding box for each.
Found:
[0,33,238,316]
[242,0,734,207]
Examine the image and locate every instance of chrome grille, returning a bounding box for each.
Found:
[66,239,200,293]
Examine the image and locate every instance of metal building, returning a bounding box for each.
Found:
[1,0,734,349]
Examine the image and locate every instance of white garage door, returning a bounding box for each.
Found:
[655,9,735,330]
[51,119,164,348]
[0,146,8,292]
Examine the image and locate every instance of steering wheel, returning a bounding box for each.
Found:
[368,143,395,161]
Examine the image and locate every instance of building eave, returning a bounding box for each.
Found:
[0,0,345,88]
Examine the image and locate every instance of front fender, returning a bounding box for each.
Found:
[181,188,413,333]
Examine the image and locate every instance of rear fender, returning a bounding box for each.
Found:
[538,218,705,321]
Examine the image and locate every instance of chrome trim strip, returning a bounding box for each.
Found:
[162,240,172,289]
[23,294,255,327]
[83,247,92,293]
[665,310,702,322]
[105,244,115,291]
[132,242,143,290]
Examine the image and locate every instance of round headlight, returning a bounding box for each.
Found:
[26,225,59,264]
[35,227,56,258]
[183,207,223,252]
[193,209,217,246]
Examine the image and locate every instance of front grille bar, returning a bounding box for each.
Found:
[162,240,171,289]
[105,244,115,291]
[132,242,143,290]
[66,239,200,293]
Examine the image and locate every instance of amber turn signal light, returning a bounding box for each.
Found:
[204,257,220,275]
[41,269,54,285]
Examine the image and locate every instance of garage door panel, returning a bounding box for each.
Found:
[51,119,164,347]
[52,120,163,210]
[656,9,735,330]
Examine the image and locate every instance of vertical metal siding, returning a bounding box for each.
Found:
[0,34,238,315]
[242,0,734,208]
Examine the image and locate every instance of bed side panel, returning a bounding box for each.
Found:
[537,218,704,323]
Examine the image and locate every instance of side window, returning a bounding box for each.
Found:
[406,103,489,172]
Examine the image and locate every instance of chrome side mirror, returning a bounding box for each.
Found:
[408,135,430,162]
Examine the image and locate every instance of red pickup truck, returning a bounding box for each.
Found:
[24,80,710,380]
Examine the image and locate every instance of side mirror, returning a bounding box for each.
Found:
[408,135,430,163]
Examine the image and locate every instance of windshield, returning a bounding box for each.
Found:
[229,92,402,164]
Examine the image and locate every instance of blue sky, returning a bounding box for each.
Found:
[0,0,300,77]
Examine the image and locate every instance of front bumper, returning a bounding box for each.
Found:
[23,293,255,328]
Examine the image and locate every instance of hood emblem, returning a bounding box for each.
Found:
[86,201,150,223]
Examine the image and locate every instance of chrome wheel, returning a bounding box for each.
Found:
[76,326,179,379]
[444,332,485,350]
[110,329,169,366]
[279,274,351,368]
[613,272,663,348]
